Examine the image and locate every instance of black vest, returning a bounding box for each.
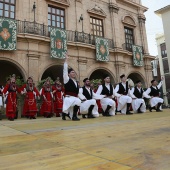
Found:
[82,86,93,100]
[64,79,79,95]
[0,85,3,95]
[101,84,113,96]
[133,86,143,98]
[149,86,160,97]
[117,82,129,95]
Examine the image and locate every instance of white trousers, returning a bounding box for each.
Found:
[100,98,116,116]
[132,98,146,113]
[80,99,99,118]
[117,95,132,114]
[62,96,81,118]
[150,97,163,108]
[0,96,2,106]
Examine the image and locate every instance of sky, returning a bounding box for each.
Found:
[141,0,170,56]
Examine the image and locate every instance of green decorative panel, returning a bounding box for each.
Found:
[0,18,17,50]
[50,28,67,59]
[132,45,143,67]
[95,37,109,62]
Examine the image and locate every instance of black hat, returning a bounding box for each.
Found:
[68,68,74,74]
[120,74,125,79]
[83,78,89,83]
[136,80,141,84]
[151,79,156,84]
[103,74,110,79]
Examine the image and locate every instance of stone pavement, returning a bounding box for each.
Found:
[0,110,170,170]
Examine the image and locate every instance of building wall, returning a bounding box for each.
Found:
[0,0,153,87]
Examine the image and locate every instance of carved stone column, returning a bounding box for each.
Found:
[138,14,149,55]
[109,2,119,48]
[27,54,40,85]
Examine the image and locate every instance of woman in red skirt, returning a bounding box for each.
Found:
[21,77,40,119]
[40,78,53,118]
[52,78,64,117]
[3,75,20,121]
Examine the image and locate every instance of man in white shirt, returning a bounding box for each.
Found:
[143,78,164,112]
[114,74,132,114]
[96,75,116,116]
[62,54,81,121]
[79,78,105,118]
[130,80,147,113]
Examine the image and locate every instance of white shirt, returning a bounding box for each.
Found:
[130,87,143,98]
[144,81,163,96]
[63,62,77,87]
[96,83,115,98]
[79,87,105,100]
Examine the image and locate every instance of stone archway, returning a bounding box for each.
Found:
[89,69,115,84]
[0,60,25,86]
[127,72,146,87]
[41,65,63,82]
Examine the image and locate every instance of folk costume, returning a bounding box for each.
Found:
[62,62,81,121]
[79,78,105,118]
[114,75,132,114]
[21,77,40,119]
[40,78,53,118]
[96,75,116,116]
[129,81,147,113]
[2,75,20,121]
[52,79,64,117]
[143,80,164,112]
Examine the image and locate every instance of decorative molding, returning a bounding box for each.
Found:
[77,59,87,64]
[87,5,107,18]
[109,3,119,14]
[76,0,82,3]
[138,14,146,24]
[27,54,40,59]
[122,15,136,27]
[46,0,70,7]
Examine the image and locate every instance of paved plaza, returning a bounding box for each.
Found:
[0,110,170,170]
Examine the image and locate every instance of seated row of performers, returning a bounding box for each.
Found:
[62,54,164,121]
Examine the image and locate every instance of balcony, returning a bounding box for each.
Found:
[122,43,144,54]
[17,20,114,49]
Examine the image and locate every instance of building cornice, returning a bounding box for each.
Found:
[117,0,148,12]
[45,0,70,7]
[155,5,170,15]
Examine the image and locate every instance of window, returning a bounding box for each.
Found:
[90,17,103,37]
[163,59,169,74]
[48,6,65,29]
[124,27,134,51]
[160,43,167,58]
[0,0,15,19]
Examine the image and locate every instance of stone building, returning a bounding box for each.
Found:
[0,0,154,87]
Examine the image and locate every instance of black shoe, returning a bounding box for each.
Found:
[82,115,86,118]
[87,114,95,118]
[66,114,71,119]
[62,113,66,120]
[72,116,80,121]
[156,109,162,112]
[137,110,143,113]
[32,116,36,119]
[126,111,133,115]
[149,106,152,112]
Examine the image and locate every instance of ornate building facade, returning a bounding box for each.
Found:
[0,0,154,87]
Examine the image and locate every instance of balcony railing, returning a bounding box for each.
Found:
[122,43,144,54]
[17,20,114,49]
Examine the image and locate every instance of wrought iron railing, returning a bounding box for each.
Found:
[122,43,144,54]
[17,20,114,49]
